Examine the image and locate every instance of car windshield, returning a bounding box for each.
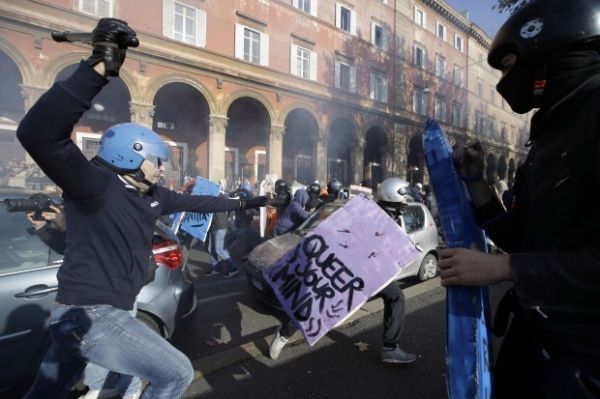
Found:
[296,202,344,233]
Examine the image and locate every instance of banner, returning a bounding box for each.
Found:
[264,195,419,345]
[180,176,220,242]
[423,119,492,399]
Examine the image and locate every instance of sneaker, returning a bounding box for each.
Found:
[269,330,289,360]
[205,269,220,277]
[223,268,238,278]
[381,346,417,364]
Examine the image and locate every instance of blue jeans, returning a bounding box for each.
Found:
[207,228,236,271]
[24,304,194,399]
[83,301,141,397]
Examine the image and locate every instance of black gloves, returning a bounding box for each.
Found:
[86,18,138,76]
[240,196,269,209]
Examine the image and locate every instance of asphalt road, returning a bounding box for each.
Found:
[181,279,511,399]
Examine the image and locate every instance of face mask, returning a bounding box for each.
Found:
[496,59,537,114]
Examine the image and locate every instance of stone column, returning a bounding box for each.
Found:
[392,122,408,180]
[207,115,228,182]
[315,133,328,184]
[129,102,155,128]
[268,124,285,178]
[353,138,365,185]
[20,84,46,111]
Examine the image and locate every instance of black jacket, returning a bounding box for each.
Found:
[16,62,241,310]
[476,76,600,361]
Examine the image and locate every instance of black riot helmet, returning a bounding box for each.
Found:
[274,179,289,196]
[308,182,321,195]
[488,0,600,113]
[327,179,343,196]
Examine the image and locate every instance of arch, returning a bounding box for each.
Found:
[220,90,275,125]
[279,102,322,130]
[283,108,319,184]
[407,133,425,184]
[497,154,508,180]
[485,152,498,183]
[363,125,388,190]
[42,52,140,100]
[145,73,216,114]
[0,38,35,86]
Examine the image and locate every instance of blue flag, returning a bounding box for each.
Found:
[180,176,220,242]
[423,119,492,399]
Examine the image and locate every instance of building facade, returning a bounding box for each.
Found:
[0,0,528,193]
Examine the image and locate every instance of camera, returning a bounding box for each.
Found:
[3,193,61,220]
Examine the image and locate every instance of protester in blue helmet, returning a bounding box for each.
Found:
[17,18,268,399]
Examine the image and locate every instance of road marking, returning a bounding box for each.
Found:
[197,291,244,304]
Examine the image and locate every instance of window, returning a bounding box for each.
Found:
[290,44,317,80]
[452,102,463,127]
[243,28,260,64]
[501,97,506,109]
[372,22,385,49]
[414,6,426,28]
[402,205,425,233]
[454,34,463,52]
[436,22,447,41]
[336,3,356,34]
[453,65,463,87]
[479,53,485,64]
[293,0,318,16]
[335,61,356,93]
[435,55,446,78]
[477,79,483,97]
[413,87,427,115]
[414,45,425,69]
[434,97,447,122]
[78,0,112,17]
[475,110,484,134]
[174,2,196,44]
[163,0,207,47]
[490,86,496,104]
[370,73,388,103]
[235,24,269,66]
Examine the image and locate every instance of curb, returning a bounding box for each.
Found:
[190,277,442,381]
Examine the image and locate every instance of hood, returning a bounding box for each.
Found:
[293,189,310,207]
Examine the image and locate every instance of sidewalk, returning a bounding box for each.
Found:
[188,276,442,382]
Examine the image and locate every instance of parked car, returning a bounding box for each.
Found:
[0,194,197,396]
[245,199,440,308]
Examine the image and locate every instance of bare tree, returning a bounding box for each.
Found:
[494,0,530,14]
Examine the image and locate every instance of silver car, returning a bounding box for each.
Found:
[0,198,197,396]
[245,199,440,308]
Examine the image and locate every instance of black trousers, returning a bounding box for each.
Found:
[280,281,406,347]
[495,317,600,399]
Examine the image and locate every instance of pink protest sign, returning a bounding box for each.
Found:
[264,195,419,345]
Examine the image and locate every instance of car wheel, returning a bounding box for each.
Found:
[136,311,165,338]
[418,253,438,281]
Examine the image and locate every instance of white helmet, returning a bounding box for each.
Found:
[376,178,413,204]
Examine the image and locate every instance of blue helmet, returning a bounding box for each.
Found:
[97,123,169,172]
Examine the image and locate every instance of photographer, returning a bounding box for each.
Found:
[26,203,66,255]
[17,18,267,399]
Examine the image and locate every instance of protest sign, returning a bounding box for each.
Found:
[180,176,220,242]
[264,194,419,345]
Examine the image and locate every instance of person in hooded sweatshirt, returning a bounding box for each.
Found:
[273,188,311,236]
